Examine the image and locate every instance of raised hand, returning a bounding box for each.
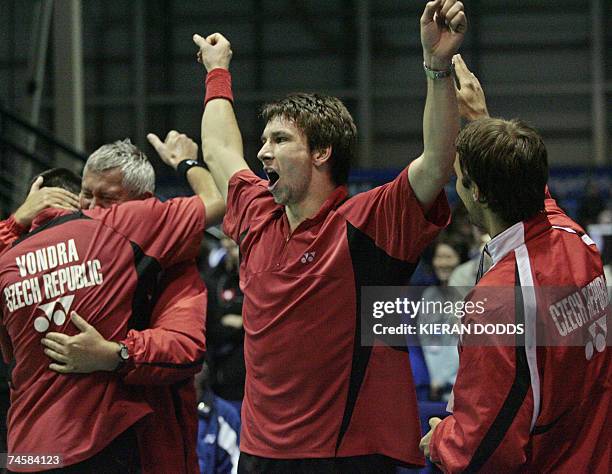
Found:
[14,176,80,227]
[421,0,467,70]
[147,130,198,170]
[193,32,233,72]
[453,54,489,121]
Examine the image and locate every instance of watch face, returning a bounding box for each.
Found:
[120,345,130,361]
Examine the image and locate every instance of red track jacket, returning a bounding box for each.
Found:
[430,196,611,472]
[0,198,206,471]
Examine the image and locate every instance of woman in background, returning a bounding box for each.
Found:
[417,233,469,401]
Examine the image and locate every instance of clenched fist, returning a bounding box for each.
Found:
[193,32,233,72]
[421,0,467,70]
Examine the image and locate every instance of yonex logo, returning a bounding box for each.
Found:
[585,315,607,360]
[34,295,75,333]
[300,252,315,264]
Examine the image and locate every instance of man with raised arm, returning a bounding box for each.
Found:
[1,134,221,473]
[193,1,466,471]
[0,137,224,472]
[419,55,611,473]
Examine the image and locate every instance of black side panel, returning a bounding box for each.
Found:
[335,223,418,453]
[464,265,531,473]
[129,242,163,331]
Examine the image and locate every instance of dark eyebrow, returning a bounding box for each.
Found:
[261,130,291,143]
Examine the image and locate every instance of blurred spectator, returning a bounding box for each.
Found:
[448,225,490,297]
[204,235,245,408]
[195,363,241,474]
[417,233,469,401]
[411,203,475,287]
[446,202,475,253]
[576,183,606,229]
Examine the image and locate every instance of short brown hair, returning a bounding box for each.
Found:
[32,168,81,195]
[261,93,357,186]
[457,118,548,224]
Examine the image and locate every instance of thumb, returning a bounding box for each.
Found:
[29,176,44,195]
[193,33,207,48]
[147,133,164,154]
[71,311,92,333]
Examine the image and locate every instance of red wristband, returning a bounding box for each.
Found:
[205,68,234,106]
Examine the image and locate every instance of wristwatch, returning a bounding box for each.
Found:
[118,342,130,362]
[423,61,454,80]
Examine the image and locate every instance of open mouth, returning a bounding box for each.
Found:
[265,169,280,190]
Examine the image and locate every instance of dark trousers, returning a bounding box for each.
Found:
[238,452,397,474]
[8,427,140,474]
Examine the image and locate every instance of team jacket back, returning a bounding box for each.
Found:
[0,197,204,470]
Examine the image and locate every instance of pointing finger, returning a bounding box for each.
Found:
[147,133,165,153]
[193,33,207,48]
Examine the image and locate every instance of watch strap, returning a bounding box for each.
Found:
[176,159,206,183]
[423,61,454,80]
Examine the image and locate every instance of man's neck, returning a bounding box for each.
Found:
[285,181,337,232]
[483,211,511,239]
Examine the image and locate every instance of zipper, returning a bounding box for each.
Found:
[276,234,291,268]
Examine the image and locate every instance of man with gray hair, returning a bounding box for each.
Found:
[3,133,211,473]
[53,133,207,473]
[79,138,156,209]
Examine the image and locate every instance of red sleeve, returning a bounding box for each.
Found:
[338,166,450,262]
[120,262,207,385]
[85,196,206,268]
[223,170,278,243]
[429,324,533,472]
[0,215,27,257]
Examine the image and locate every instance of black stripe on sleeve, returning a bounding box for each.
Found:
[464,265,531,473]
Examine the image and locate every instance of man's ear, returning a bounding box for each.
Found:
[472,185,479,202]
[312,146,332,168]
[472,184,486,205]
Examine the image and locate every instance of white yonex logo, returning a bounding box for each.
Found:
[585,315,607,360]
[300,252,316,264]
[34,294,75,333]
